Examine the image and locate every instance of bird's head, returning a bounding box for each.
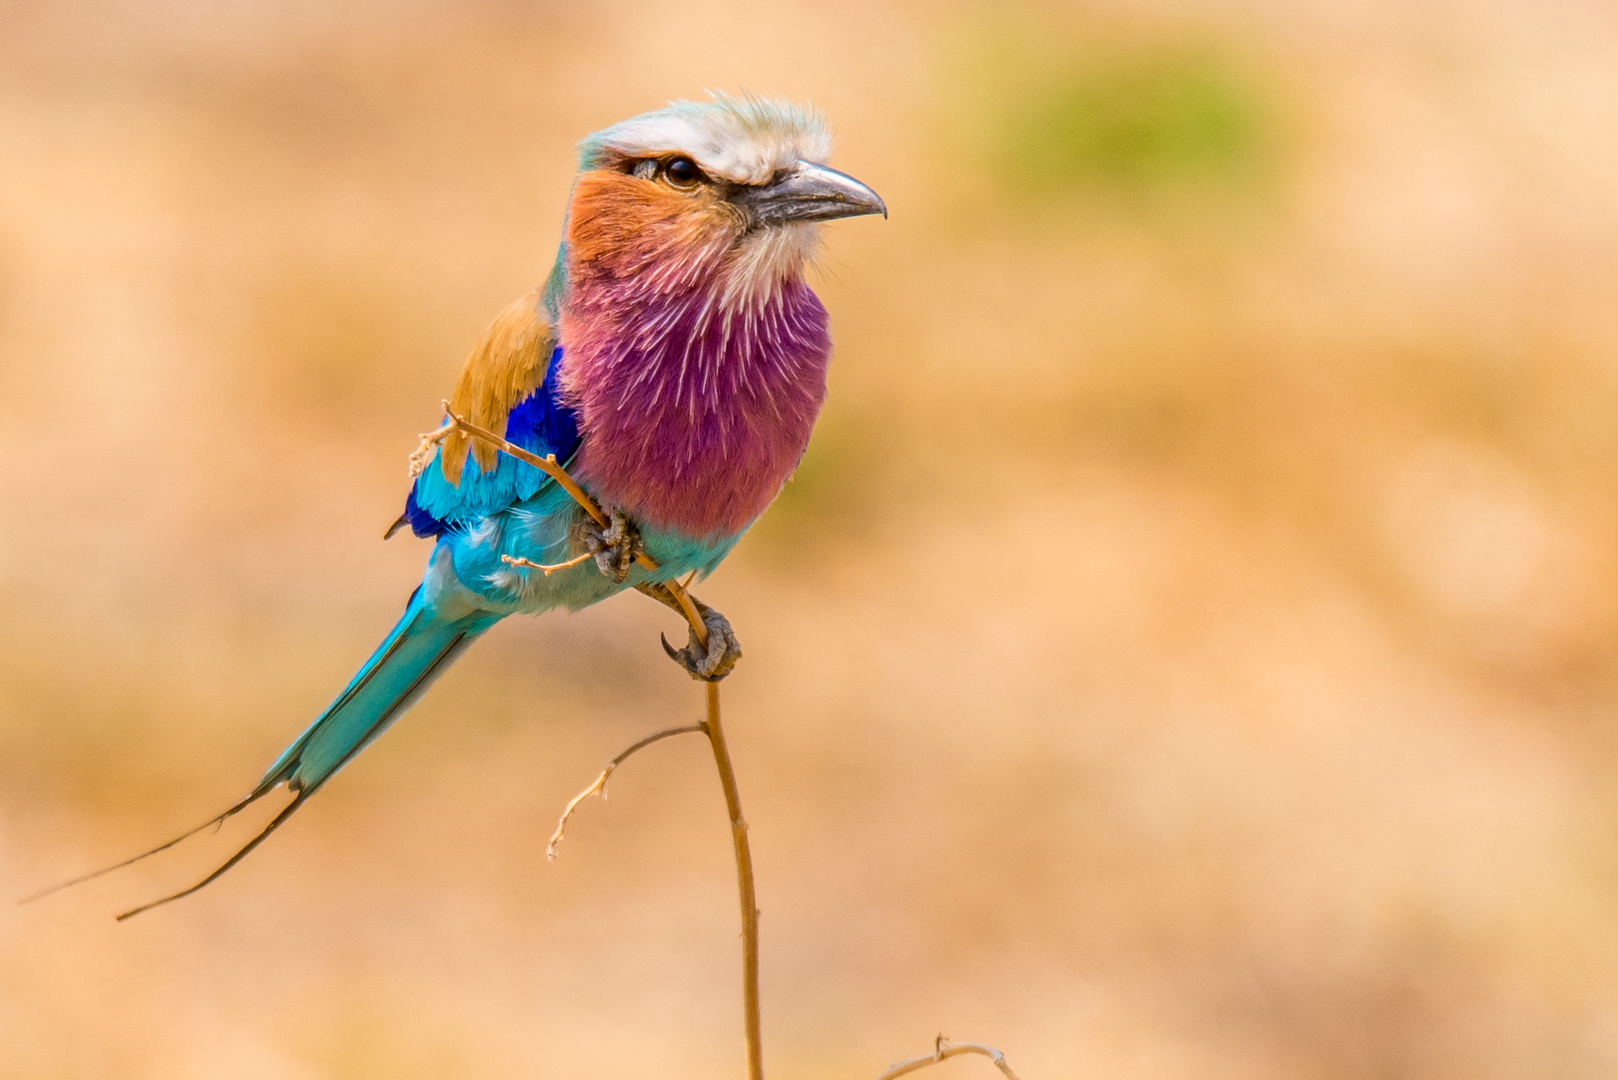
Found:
[563,93,885,310]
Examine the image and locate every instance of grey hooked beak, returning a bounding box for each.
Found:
[733,161,887,227]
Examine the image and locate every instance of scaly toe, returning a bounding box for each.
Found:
[661,603,742,681]
[580,509,645,584]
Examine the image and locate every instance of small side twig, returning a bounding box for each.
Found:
[430,401,615,533]
[875,1036,1025,1080]
[547,724,707,859]
[502,552,595,577]
[408,418,458,478]
[434,404,711,648]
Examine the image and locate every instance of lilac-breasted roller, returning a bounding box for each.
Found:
[69,93,884,919]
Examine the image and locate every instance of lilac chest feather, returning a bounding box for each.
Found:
[559,278,831,540]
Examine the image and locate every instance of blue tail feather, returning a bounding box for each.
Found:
[39,588,501,919]
[258,587,498,797]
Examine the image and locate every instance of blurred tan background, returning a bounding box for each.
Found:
[4,0,1618,1077]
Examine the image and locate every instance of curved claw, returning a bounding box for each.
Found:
[661,602,742,682]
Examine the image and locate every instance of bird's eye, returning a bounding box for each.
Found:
[663,156,702,189]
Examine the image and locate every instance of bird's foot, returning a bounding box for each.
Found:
[579,508,645,584]
[662,600,742,682]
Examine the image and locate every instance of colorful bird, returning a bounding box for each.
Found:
[55,93,884,918]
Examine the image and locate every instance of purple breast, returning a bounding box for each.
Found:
[559,275,832,540]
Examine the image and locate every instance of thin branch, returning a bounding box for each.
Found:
[450,394,1013,1080]
[434,402,613,532]
[502,552,594,577]
[874,1037,1025,1080]
[664,575,710,649]
[703,681,760,1080]
[623,580,711,658]
[456,409,749,1078]
[541,686,757,1080]
[546,724,707,859]
[408,417,457,478]
[442,406,709,646]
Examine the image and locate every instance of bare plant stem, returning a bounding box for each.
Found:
[437,404,707,645]
[444,416,765,1071]
[874,1038,1025,1080]
[502,551,595,577]
[452,413,1012,1080]
[546,724,707,859]
[416,404,617,538]
[703,679,763,1080]
[546,690,761,1080]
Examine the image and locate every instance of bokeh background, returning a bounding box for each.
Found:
[4,0,1618,1077]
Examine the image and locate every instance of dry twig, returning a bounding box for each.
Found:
[874,1037,1025,1080]
[434,403,708,646]
[427,402,614,530]
[541,692,755,1075]
[450,408,767,1077]
[501,552,595,577]
[454,413,1009,1080]
[408,416,456,478]
[546,724,707,859]
[703,679,762,1080]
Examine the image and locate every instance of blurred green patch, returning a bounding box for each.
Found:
[1008,52,1267,191]
[963,31,1281,210]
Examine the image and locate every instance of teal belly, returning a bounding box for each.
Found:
[435,479,743,616]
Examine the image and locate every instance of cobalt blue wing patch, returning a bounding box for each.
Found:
[400,486,448,538]
[403,346,581,537]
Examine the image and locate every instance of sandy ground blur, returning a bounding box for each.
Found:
[5,1,1618,1077]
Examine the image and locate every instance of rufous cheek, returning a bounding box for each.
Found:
[567,170,738,276]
